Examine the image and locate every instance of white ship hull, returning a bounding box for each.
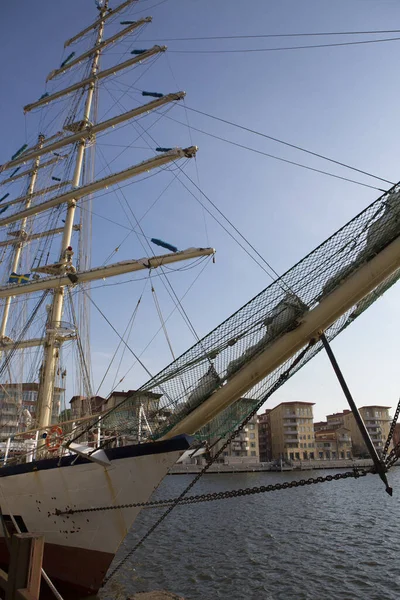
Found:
[0,435,191,596]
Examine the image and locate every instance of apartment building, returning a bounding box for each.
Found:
[314,421,328,432]
[325,410,351,430]
[343,406,391,456]
[315,427,352,460]
[0,383,63,440]
[211,400,260,463]
[258,410,272,462]
[269,401,315,461]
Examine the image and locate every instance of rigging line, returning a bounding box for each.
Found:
[151,276,176,361]
[66,289,92,398]
[110,284,147,392]
[97,83,175,177]
[84,256,210,292]
[175,105,394,186]
[80,287,155,379]
[155,113,387,192]
[119,115,210,347]
[104,256,213,396]
[95,137,203,346]
[95,90,205,331]
[95,280,146,395]
[168,36,400,53]
[164,53,209,245]
[98,53,162,122]
[102,231,134,265]
[136,29,400,41]
[130,0,169,16]
[175,166,294,289]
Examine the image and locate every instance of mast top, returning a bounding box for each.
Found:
[64,0,138,47]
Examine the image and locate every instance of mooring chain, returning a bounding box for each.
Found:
[101,342,319,584]
[56,469,370,517]
[382,396,400,461]
[384,443,400,469]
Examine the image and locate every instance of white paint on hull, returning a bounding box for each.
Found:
[0,447,180,556]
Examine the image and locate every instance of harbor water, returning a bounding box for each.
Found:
[99,468,400,600]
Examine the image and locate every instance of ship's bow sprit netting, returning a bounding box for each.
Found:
[104,186,400,441]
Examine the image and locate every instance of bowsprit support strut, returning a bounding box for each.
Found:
[320,332,392,496]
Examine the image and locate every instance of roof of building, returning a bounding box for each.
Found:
[107,389,162,399]
[327,410,351,418]
[270,401,315,413]
[315,427,350,437]
[1,382,64,392]
[359,405,391,410]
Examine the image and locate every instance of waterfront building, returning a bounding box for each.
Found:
[314,421,328,432]
[269,401,315,461]
[70,394,104,420]
[70,389,163,443]
[342,406,391,456]
[315,427,352,460]
[210,399,260,463]
[0,383,63,440]
[326,410,351,429]
[257,410,272,461]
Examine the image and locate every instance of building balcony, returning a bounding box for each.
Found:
[0,410,17,417]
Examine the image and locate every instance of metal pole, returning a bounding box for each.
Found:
[320,333,392,495]
[37,4,109,433]
[0,135,44,342]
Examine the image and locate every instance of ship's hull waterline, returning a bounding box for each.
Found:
[0,436,191,595]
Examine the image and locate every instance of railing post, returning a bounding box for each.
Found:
[4,437,11,466]
[6,533,44,600]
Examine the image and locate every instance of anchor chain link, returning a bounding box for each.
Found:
[382,395,400,460]
[56,340,375,587]
[56,468,370,516]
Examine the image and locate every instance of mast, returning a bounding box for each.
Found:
[36,2,109,431]
[0,134,44,342]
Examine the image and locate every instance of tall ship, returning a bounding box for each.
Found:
[0,0,400,597]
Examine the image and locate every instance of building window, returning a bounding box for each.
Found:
[250,433,255,439]
[250,442,256,448]
[251,451,256,456]
[319,452,323,459]
[248,424,255,430]
[295,452,300,460]
[310,452,314,460]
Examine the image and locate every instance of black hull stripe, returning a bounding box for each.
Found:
[0,434,192,478]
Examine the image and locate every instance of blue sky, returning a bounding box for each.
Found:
[1,0,400,421]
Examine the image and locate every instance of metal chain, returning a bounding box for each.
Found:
[102,342,315,585]
[384,443,400,469]
[382,396,400,459]
[56,468,370,517]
